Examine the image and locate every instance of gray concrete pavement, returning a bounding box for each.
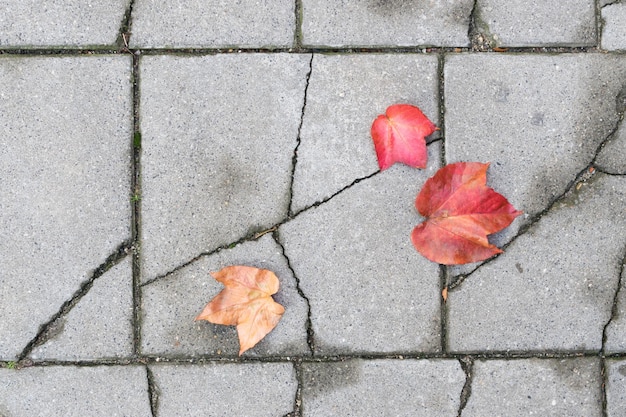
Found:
[1,1,625,416]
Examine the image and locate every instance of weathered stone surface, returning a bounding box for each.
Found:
[606,359,626,417]
[130,0,295,48]
[29,258,133,360]
[141,235,309,357]
[281,145,442,355]
[151,362,296,417]
[475,0,596,46]
[140,54,310,282]
[0,56,132,360]
[0,366,150,416]
[601,3,626,51]
[445,54,626,249]
[292,53,439,213]
[0,0,127,47]
[463,358,602,416]
[301,0,474,47]
[301,359,465,416]
[448,174,626,352]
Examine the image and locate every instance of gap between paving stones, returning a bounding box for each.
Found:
[448,90,626,290]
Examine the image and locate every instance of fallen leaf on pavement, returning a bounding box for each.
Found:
[411,162,522,264]
[196,265,285,355]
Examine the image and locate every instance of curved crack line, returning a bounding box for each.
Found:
[457,356,474,416]
[601,246,626,354]
[16,241,132,362]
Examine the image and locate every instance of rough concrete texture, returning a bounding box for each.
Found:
[301,359,465,416]
[281,145,442,355]
[448,174,626,352]
[141,235,309,357]
[606,359,626,417]
[130,0,295,48]
[0,366,150,416]
[0,0,127,47]
[445,54,626,249]
[151,362,296,417]
[596,120,626,175]
[463,358,602,416]
[602,3,626,51]
[292,53,439,213]
[301,0,474,47]
[475,0,596,46]
[140,54,310,282]
[29,258,133,360]
[605,262,626,353]
[0,56,132,360]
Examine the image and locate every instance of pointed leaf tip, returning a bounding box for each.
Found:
[411,162,522,265]
[370,104,436,170]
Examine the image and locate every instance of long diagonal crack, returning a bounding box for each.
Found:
[449,88,626,291]
[115,0,136,50]
[16,241,132,362]
[457,356,474,416]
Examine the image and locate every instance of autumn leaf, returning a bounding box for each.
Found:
[195,265,285,355]
[370,104,437,170]
[411,162,522,265]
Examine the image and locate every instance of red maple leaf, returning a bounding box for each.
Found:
[411,162,522,265]
[370,104,437,170]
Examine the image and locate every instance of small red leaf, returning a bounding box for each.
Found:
[411,162,522,265]
[371,104,437,170]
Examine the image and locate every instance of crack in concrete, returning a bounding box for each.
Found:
[16,241,132,362]
[146,365,159,417]
[273,232,315,356]
[116,0,136,50]
[449,84,626,291]
[283,359,304,417]
[601,247,626,353]
[293,0,304,51]
[457,356,474,416]
[288,53,314,217]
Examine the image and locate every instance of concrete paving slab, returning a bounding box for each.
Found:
[605,263,626,353]
[601,3,626,51]
[475,0,596,47]
[301,0,473,47]
[0,56,132,360]
[596,121,626,175]
[606,359,626,417]
[151,362,296,416]
[292,53,439,213]
[301,359,465,416]
[463,358,602,416]
[29,258,133,360]
[280,145,442,355]
[140,54,309,282]
[0,0,127,47]
[130,0,295,48]
[0,365,150,416]
[445,54,626,251]
[448,174,626,352]
[141,235,309,357]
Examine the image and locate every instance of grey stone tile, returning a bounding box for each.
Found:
[596,120,626,175]
[463,358,602,416]
[0,0,127,47]
[292,54,439,213]
[139,54,310,282]
[0,56,132,360]
[0,366,150,416]
[601,3,626,51]
[445,54,626,251]
[606,359,626,417]
[301,359,465,416]
[605,262,626,353]
[151,362,296,417]
[475,0,596,47]
[141,235,309,357]
[130,0,295,48]
[29,258,133,361]
[280,145,442,355]
[448,174,626,352]
[301,0,473,47]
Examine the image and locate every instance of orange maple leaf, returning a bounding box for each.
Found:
[195,265,285,355]
[411,162,522,265]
